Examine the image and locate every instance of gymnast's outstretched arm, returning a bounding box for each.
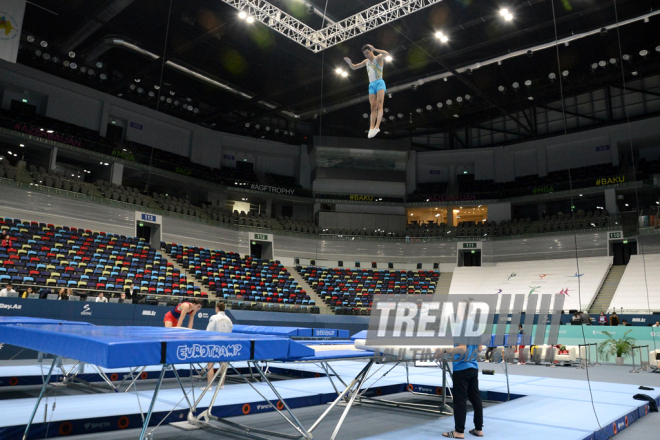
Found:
[344,57,367,70]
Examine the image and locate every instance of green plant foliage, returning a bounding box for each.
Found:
[597,330,637,361]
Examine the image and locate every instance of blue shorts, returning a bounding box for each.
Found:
[368,79,386,95]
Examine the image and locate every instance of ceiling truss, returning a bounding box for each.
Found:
[220,0,444,52]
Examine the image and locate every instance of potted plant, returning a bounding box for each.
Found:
[597,330,637,366]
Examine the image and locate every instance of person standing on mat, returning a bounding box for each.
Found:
[517,324,526,364]
[440,343,484,438]
[205,302,233,387]
[164,298,203,328]
[344,44,390,139]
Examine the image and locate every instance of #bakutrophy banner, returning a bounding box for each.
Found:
[0,0,26,63]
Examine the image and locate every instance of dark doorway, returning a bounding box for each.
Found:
[106,123,124,143]
[250,241,263,259]
[611,241,637,265]
[136,222,152,244]
[462,250,481,267]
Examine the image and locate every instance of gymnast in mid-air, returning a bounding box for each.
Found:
[344,44,389,139]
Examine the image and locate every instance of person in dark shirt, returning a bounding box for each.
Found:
[621,319,631,327]
[610,312,620,326]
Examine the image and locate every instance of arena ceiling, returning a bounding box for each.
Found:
[16,0,660,147]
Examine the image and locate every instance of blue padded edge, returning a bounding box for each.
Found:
[338,330,350,339]
[351,330,368,340]
[232,325,302,337]
[0,317,93,326]
[0,325,315,368]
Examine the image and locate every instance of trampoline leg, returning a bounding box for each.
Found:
[23,355,59,440]
[172,365,193,409]
[139,364,168,440]
[330,359,373,440]
[255,364,311,439]
[309,360,373,435]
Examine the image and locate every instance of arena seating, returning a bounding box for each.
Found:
[152,192,206,218]
[448,256,612,313]
[279,216,318,234]
[297,266,439,315]
[95,180,158,208]
[0,216,201,299]
[609,254,660,311]
[164,243,316,313]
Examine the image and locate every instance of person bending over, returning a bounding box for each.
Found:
[164,299,203,329]
[439,344,484,438]
[344,44,390,139]
[205,302,233,387]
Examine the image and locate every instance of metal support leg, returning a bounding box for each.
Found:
[124,366,148,393]
[138,364,168,440]
[309,359,374,436]
[330,359,373,440]
[171,365,194,409]
[23,355,59,440]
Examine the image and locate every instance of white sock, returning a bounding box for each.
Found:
[367,129,374,138]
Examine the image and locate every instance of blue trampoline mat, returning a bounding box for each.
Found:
[0,317,93,326]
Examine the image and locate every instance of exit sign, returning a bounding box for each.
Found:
[254,234,269,240]
[463,243,477,248]
[609,232,622,239]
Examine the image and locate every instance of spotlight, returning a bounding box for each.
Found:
[245,122,250,128]
[166,97,172,104]
[640,49,649,58]
[622,54,632,62]
[656,46,660,53]
[135,78,141,83]
[173,100,179,106]
[52,56,59,64]
[446,99,453,106]
[68,51,76,58]
[63,60,70,68]
[154,85,160,90]
[79,66,87,73]
[137,87,144,93]
[88,69,95,76]
[335,68,343,74]
[265,126,270,131]
[341,71,348,77]
[436,102,443,108]
[397,113,403,118]
[148,91,155,98]
[598,60,606,68]
[456,96,463,104]
[193,108,199,114]
[425,104,432,110]
[512,82,520,90]
[246,16,254,23]
[129,84,136,91]
[524,80,532,87]
[170,91,175,95]
[500,8,513,21]
[43,53,50,61]
[562,70,569,77]
[70,62,77,69]
[387,93,393,98]
[34,49,41,57]
[159,96,165,101]
[609,58,618,65]
[239,11,247,19]
[26,35,35,43]
[96,61,103,68]
[498,85,506,93]
[416,108,423,113]
[40,40,48,48]
[590,63,598,71]
[548,72,556,81]
[385,55,392,62]
[440,35,448,43]
[388,115,395,120]
[255,124,260,130]
[464,94,472,102]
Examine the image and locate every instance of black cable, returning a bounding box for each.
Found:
[611,0,658,355]
[550,1,611,438]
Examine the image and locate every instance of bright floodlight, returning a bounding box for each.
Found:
[239,11,247,19]
[246,16,254,23]
[341,71,348,77]
[441,35,449,43]
[385,55,392,61]
[335,68,343,74]
[426,105,432,110]
[639,49,649,57]
[500,8,509,16]
[435,31,443,38]
[548,72,556,80]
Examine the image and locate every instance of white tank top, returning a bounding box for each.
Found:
[367,59,383,83]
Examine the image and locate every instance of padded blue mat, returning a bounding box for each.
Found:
[0,325,314,368]
[0,317,93,326]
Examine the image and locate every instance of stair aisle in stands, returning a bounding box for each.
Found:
[589,265,626,314]
[288,266,332,314]
[163,253,215,301]
[435,271,453,295]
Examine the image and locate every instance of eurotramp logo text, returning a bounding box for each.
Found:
[366,294,564,362]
